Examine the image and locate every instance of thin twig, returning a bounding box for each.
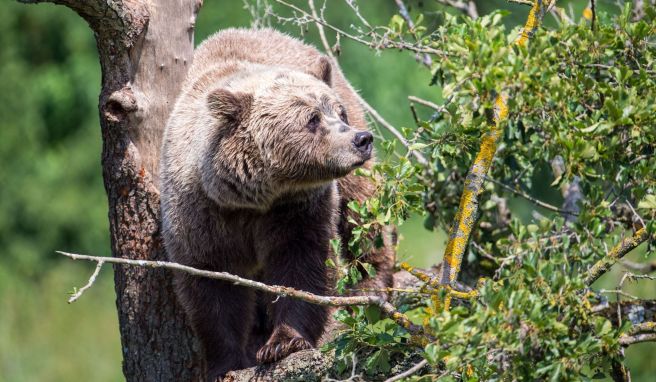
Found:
[57,251,423,334]
[394,0,432,67]
[360,98,428,165]
[341,0,371,29]
[308,0,335,60]
[550,6,573,25]
[408,96,446,113]
[485,176,578,216]
[272,0,444,55]
[68,260,104,303]
[625,199,645,228]
[599,289,640,300]
[620,260,656,274]
[383,359,428,382]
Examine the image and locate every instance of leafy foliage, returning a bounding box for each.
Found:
[327,3,656,381]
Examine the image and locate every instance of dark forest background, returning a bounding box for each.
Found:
[0,1,652,380]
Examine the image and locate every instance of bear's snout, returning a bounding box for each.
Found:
[352,131,373,158]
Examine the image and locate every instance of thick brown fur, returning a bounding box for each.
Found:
[160,28,394,381]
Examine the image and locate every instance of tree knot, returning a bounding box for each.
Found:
[104,86,138,123]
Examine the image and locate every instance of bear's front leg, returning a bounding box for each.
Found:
[174,273,256,380]
[255,230,330,363]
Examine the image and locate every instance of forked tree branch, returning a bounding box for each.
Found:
[58,251,423,335]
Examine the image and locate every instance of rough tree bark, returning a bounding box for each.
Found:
[19,0,205,380]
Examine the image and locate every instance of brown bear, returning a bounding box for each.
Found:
[160,28,394,381]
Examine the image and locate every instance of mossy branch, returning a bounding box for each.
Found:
[437,1,553,287]
[584,228,650,285]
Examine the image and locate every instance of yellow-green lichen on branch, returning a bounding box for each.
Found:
[584,228,649,285]
[438,98,505,286]
[516,0,552,46]
[436,0,552,291]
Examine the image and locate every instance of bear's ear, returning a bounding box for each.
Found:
[207,88,253,122]
[308,56,332,87]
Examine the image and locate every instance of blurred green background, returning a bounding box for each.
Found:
[0,1,652,381]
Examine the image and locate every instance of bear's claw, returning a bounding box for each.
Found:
[256,335,312,364]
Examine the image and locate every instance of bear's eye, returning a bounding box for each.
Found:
[307,113,321,132]
[339,108,349,124]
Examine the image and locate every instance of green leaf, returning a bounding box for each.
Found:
[408,142,428,151]
[362,262,377,278]
[638,194,656,210]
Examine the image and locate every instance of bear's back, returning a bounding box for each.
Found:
[189,28,367,132]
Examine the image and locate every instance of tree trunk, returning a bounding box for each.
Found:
[19,1,205,380]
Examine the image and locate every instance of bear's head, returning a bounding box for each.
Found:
[200,57,373,209]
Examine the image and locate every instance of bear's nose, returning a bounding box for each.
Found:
[353,131,373,156]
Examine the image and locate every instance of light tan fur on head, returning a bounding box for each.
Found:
[191,62,371,210]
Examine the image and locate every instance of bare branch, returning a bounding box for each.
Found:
[625,199,645,229]
[308,0,335,60]
[408,95,446,113]
[438,96,507,285]
[226,349,334,381]
[68,260,104,303]
[272,0,445,55]
[599,289,640,300]
[584,228,649,285]
[383,359,428,382]
[633,0,647,21]
[57,251,423,335]
[394,0,432,66]
[550,6,574,25]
